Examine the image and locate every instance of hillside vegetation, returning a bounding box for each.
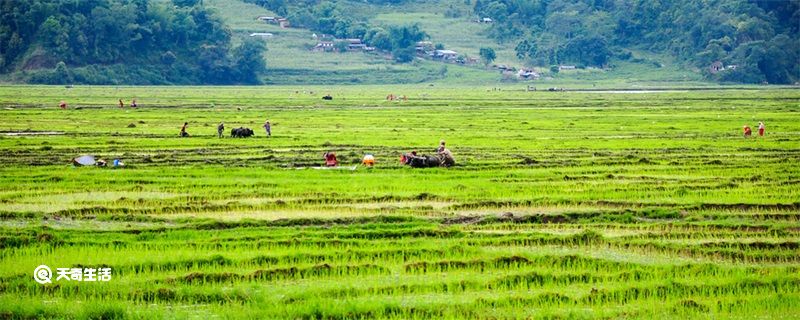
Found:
[475,0,800,84]
[0,0,797,85]
[0,0,265,84]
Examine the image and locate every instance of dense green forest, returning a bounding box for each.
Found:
[475,0,799,84]
[0,0,266,84]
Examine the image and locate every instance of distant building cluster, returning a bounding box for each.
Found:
[248,16,290,40]
[311,35,376,52]
[414,41,476,63]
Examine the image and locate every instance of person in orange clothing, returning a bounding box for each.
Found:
[362,154,375,167]
[743,125,752,137]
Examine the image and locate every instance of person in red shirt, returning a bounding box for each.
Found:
[324,152,338,167]
[743,125,752,137]
[758,122,765,136]
[59,101,67,109]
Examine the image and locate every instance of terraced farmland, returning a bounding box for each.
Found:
[0,86,798,319]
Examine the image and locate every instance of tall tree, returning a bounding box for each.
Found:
[479,47,496,65]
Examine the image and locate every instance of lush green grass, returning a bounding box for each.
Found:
[0,85,798,319]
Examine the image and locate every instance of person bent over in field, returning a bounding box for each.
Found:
[362,154,375,167]
[438,147,455,167]
[180,122,189,137]
[324,152,338,167]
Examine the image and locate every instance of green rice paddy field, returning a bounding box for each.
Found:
[0,85,799,319]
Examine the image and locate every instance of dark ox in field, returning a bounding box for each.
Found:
[405,154,455,168]
[231,127,254,138]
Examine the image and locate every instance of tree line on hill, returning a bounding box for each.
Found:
[473,0,799,84]
[0,0,266,84]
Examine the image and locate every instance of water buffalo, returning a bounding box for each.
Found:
[231,127,254,138]
[406,154,443,168]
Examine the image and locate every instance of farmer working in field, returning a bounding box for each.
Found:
[118,99,124,108]
[131,99,137,108]
[180,122,189,137]
[758,122,765,136]
[438,145,455,167]
[217,122,225,138]
[59,101,67,109]
[324,152,338,167]
[362,154,375,167]
[263,120,271,137]
[743,125,752,138]
[437,140,447,153]
[400,151,418,165]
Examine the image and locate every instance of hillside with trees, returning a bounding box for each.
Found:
[475,0,799,84]
[0,0,797,85]
[0,0,266,84]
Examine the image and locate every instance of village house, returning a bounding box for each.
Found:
[346,39,366,50]
[312,41,335,52]
[481,17,493,23]
[249,33,274,39]
[257,16,290,28]
[709,61,724,73]
[415,41,434,54]
[433,49,459,60]
[277,18,290,28]
[256,16,277,23]
[517,68,540,80]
